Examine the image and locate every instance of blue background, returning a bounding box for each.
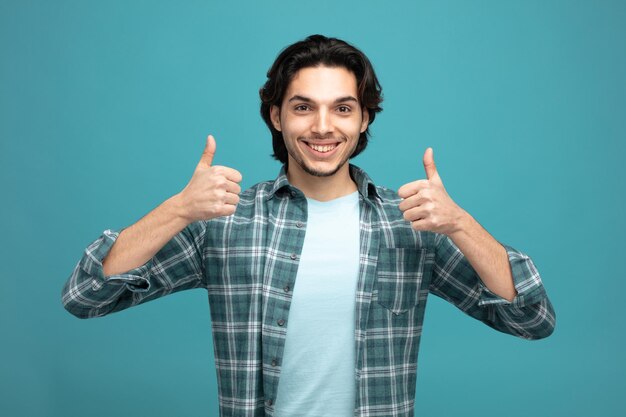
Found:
[1,1,624,416]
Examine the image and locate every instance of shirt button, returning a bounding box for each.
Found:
[267,399,273,406]
[271,359,278,366]
[296,221,304,228]
[283,285,290,293]
[290,253,297,260]
[277,319,285,326]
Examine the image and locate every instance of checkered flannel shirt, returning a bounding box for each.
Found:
[62,164,556,417]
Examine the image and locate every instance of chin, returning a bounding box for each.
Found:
[302,165,341,177]
[299,159,348,177]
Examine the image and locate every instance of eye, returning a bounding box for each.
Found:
[294,104,310,112]
[337,105,351,113]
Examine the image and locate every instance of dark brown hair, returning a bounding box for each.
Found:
[259,34,383,164]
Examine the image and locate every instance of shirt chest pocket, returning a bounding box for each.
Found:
[375,247,433,315]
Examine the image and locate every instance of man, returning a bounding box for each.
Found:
[62,34,556,417]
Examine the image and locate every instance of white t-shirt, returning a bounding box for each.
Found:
[273,190,361,417]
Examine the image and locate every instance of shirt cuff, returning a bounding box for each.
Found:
[477,243,548,308]
[79,228,152,293]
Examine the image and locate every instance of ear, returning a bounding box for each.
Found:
[360,107,370,133]
[270,105,282,131]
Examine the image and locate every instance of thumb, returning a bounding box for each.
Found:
[198,134,216,168]
[423,147,439,180]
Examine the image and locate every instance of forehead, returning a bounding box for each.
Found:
[284,66,358,102]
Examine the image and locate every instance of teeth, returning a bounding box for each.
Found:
[308,143,337,153]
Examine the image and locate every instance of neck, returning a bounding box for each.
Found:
[286,161,357,202]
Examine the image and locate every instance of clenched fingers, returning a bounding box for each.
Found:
[398,192,431,212]
[397,179,429,199]
[224,192,240,206]
[211,165,243,183]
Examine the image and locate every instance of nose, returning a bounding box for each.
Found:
[311,107,334,136]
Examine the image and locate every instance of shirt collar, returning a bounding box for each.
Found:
[267,163,382,203]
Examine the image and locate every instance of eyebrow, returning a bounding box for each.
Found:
[287,95,359,104]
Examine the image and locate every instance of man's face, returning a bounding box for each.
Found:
[270,66,369,178]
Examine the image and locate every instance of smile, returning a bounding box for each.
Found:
[308,143,336,153]
[303,141,341,154]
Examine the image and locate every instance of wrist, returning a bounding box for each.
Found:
[167,193,193,225]
[447,207,473,238]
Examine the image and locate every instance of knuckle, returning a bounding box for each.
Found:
[212,177,227,189]
[211,189,226,201]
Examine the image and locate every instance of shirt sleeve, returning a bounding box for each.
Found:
[428,233,556,340]
[61,221,208,319]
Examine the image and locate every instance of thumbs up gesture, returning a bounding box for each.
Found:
[178,135,243,223]
[398,148,466,236]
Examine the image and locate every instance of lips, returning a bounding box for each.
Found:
[301,140,341,155]
[298,137,345,162]
[307,143,337,153]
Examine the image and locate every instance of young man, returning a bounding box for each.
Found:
[62,35,556,417]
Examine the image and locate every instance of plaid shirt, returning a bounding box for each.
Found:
[62,164,556,417]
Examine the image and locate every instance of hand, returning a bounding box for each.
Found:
[178,135,242,223]
[397,148,466,236]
